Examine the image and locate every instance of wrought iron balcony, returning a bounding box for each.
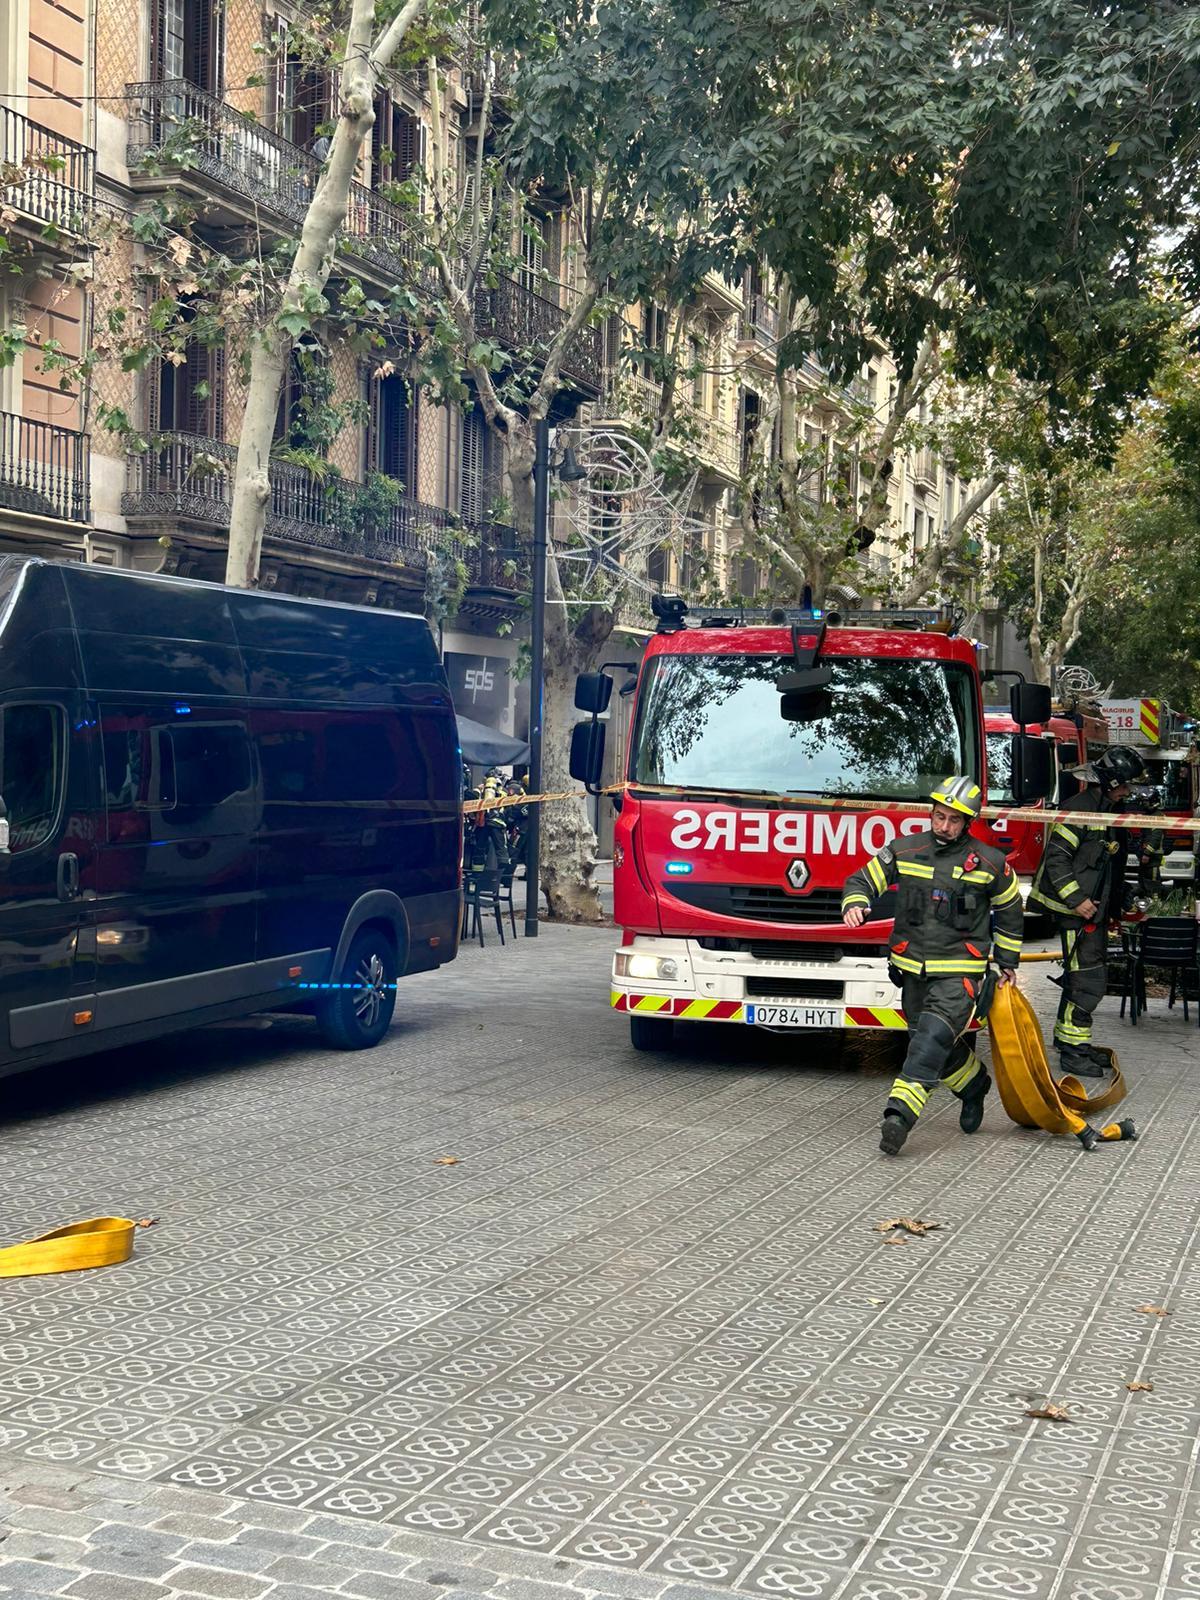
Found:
[121,431,523,587]
[0,412,90,523]
[474,275,603,397]
[0,107,94,235]
[124,80,419,281]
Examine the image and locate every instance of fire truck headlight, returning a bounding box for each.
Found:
[616,954,681,982]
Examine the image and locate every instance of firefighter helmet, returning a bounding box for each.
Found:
[928,775,983,819]
[1094,746,1146,791]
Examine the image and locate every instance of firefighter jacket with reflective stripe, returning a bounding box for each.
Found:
[842,829,1024,976]
[1029,786,1124,917]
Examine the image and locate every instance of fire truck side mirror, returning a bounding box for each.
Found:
[1010,681,1052,727]
[1011,733,1054,803]
[575,672,613,715]
[1057,741,1080,764]
[570,720,607,792]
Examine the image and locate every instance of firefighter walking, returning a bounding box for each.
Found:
[1028,745,1145,1075]
[842,777,1023,1156]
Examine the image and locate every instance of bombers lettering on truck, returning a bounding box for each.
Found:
[668,808,928,854]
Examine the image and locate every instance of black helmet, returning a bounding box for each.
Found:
[1094,746,1147,791]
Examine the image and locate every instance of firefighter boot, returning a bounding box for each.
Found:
[1058,1044,1108,1080]
[880,1114,909,1157]
[958,1071,991,1134]
[1075,1043,1115,1072]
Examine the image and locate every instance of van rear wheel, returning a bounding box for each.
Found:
[630,1014,675,1052]
[318,929,398,1050]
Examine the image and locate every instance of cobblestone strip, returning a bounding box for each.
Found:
[0,1452,713,1600]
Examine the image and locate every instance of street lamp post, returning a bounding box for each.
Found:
[524,417,550,938]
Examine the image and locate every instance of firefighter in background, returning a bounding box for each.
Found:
[842,777,1023,1157]
[504,776,531,878]
[1028,744,1146,1075]
[1127,786,1165,898]
[464,770,511,879]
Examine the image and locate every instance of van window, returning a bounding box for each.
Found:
[103,710,254,840]
[1,704,64,852]
[169,724,253,813]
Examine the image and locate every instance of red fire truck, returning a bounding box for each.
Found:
[570,600,1052,1050]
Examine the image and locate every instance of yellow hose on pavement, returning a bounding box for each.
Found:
[0,1217,136,1278]
[988,986,1138,1151]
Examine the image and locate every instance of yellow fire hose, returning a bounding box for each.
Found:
[0,1217,137,1278]
[988,986,1137,1151]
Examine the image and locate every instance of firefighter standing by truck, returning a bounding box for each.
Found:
[842,777,1024,1156]
[1028,745,1146,1075]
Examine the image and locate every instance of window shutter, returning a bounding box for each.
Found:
[190,0,220,93]
[460,404,493,524]
[150,0,166,80]
[210,344,226,440]
[372,89,392,184]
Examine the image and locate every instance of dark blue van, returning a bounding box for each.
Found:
[0,558,461,1077]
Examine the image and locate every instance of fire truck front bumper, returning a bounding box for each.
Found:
[611,937,910,1030]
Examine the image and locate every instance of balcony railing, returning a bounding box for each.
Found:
[914,447,938,485]
[124,80,419,280]
[474,276,603,396]
[121,431,523,587]
[0,106,94,233]
[0,412,90,523]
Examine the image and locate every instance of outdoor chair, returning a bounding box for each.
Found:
[1127,916,1200,1027]
[462,867,506,948]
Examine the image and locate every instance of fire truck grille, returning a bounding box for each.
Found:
[667,884,846,924]
[744,977,846,1001]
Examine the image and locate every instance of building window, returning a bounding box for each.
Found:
[520,209,560,297]
[369,370,417,489]
[152,0,223,90]
[691,335,706,409]
[269,19,331,151]
[151,304,224,439]
[372,96,425,192]
[460,403,497,524]
[638,304,669,382]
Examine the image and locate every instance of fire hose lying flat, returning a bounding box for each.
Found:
[987,985,1137,1151]
[0,1216,136,1277]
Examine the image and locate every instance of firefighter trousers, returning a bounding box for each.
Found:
[885,975,985,1128]
[1053,917,1108,1049]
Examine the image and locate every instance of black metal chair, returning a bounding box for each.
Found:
[1130,917,1200,1027]
[462,867,506,948]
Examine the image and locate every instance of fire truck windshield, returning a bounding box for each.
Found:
[1142,757,1192,812]
[632,653,979,801]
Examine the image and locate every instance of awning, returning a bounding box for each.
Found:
[456,714,530,768]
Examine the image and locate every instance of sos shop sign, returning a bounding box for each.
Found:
[667,808,927,855]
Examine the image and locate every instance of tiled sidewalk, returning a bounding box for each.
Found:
[2,925,1199,1600]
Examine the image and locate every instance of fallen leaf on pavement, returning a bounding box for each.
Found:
[883,1237,908,1246]
[135,1217,158,1228]
[433,1156,461,1166]
[1025,1403,1071,1422]
[1135,1305,1170,1316]
[875,1217,942,1236]
[1126,1381,1154,1392]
